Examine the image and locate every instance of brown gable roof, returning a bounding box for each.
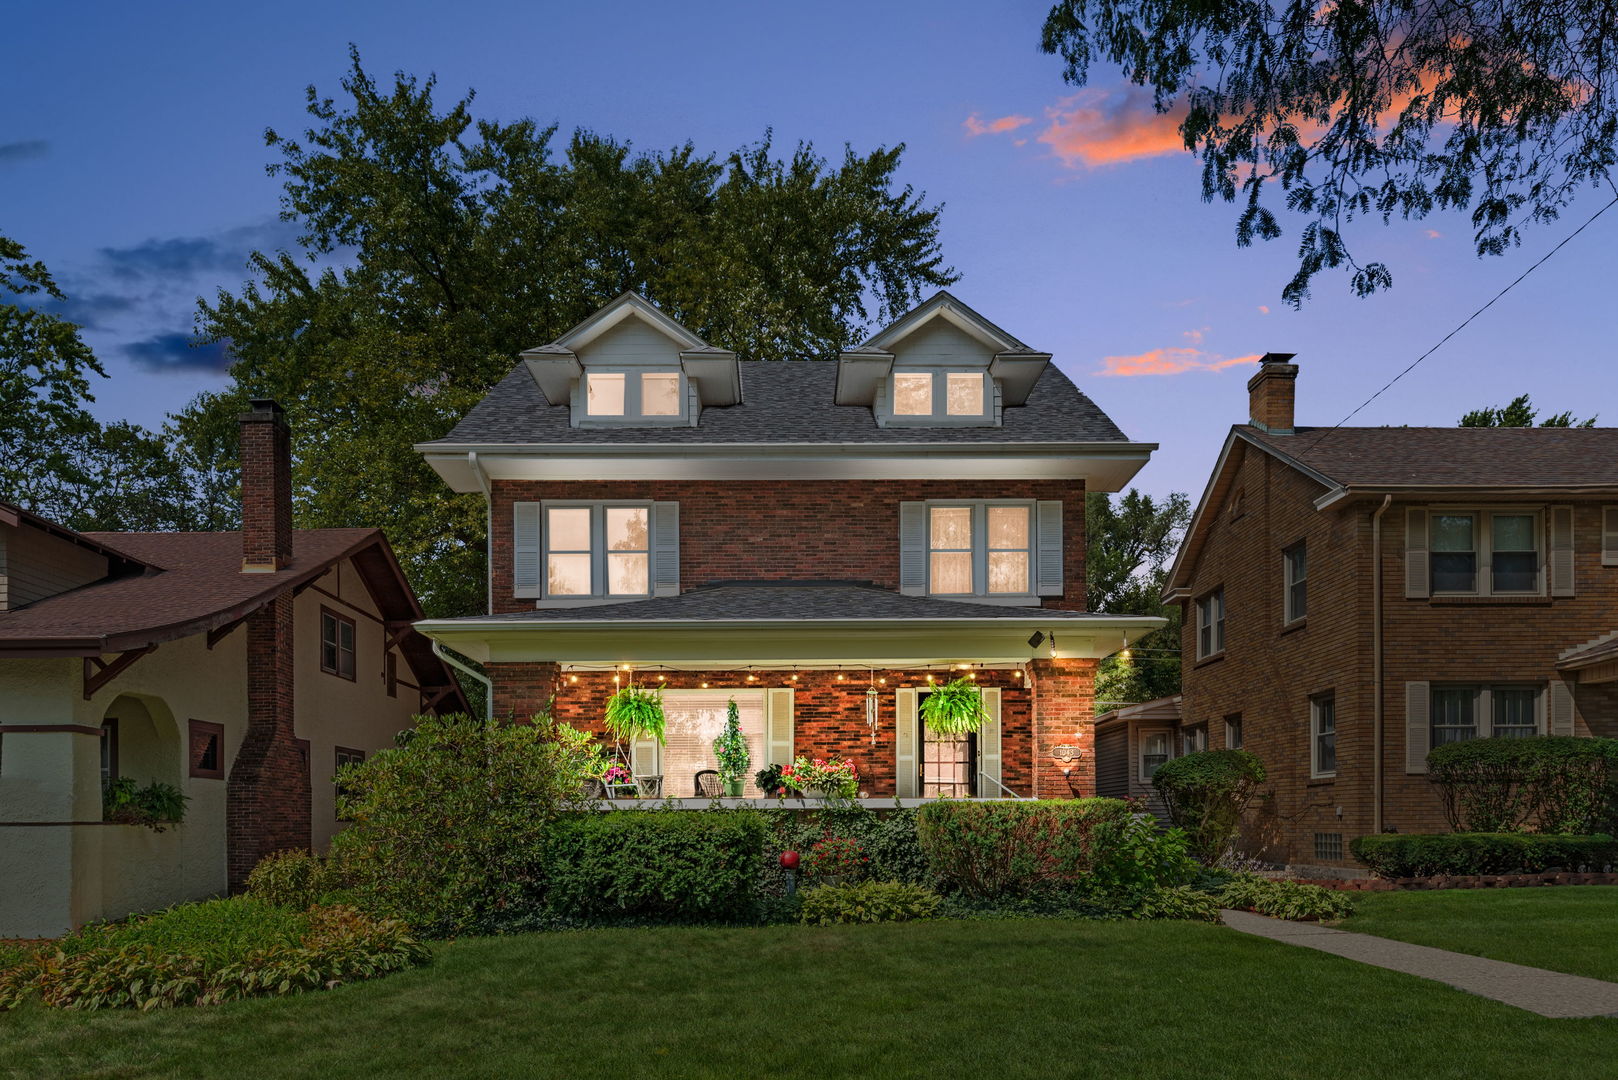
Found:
[1243,426,1618,491]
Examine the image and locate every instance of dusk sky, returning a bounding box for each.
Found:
[6,0,1615,501]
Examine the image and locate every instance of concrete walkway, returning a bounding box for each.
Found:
[1222,908,1618,1019]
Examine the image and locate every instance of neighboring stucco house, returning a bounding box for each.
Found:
[0,401,465,937]
[415,291,1162,801]
[1125,355,1618,871]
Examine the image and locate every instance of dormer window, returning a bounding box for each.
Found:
[889,371,988,419]
[894,373,932,415]
[585,371,684,419]
[947,373,984,415]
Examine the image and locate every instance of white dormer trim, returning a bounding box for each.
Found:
[551,292,707,353]
[862,291,1027,354]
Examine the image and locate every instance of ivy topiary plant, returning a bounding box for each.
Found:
[920,677,989,735]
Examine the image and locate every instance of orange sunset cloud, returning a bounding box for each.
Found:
[1037,87,1189,168]
[963,113,1032,137]
[1097,346,1262,377]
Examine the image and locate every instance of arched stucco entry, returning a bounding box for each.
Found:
[101,693,182,790]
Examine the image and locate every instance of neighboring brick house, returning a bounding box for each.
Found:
[0,401,465,937]
[415,291,1162,802]
[1135,355,1618,871]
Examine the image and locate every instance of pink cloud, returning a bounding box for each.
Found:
[963,113,1033,137]
[1036,87,1189,168]
[1096,346,1262,377]
[1257,305,1271,315]
[1425,229,1443,239]
[1182,326,1210,345]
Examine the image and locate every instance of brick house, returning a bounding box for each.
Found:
[414,291,1162,801]
[0,401,465,937]
[1130,355,1618,871]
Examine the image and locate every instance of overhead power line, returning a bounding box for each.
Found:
[1305,193,1618,455]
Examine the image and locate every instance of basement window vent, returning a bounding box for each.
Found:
[1314,833,1344,861]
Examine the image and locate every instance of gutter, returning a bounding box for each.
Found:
[1371,494,1392,835]
[413,439,1161,457]
[432,639,493,722]
[1316,483,1618,510]
[415,614,1167,633]
[468,452,492,617]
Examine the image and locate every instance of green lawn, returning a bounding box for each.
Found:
[2,918,1616,1080]
[1340,886,1618,982]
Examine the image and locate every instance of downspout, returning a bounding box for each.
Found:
[433,639,494,722]
[468,452,492,616]
[1371,494,1393,835]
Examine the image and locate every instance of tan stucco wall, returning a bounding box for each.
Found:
[0,556,430,937]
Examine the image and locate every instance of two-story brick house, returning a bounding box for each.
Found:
[415,291,1163,800]
[1145,356,1618,870]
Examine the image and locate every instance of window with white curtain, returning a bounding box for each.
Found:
[545,504,650,598]
[659,691,766,797]
[927,502,1032,596]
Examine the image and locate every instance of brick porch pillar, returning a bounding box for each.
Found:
[1028,657,1099,799]
[489,661,562,722]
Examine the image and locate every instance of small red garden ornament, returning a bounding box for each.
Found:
[779,850,800,870]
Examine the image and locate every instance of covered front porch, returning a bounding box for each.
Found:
[416,582,1163,801]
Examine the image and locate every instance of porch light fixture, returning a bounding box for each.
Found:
[569,674,578,684]
[865,670,880,745]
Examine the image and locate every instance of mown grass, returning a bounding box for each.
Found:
[1340,885,1618,982]
[3,916,1616,1079]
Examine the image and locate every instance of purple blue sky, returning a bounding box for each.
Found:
[5,0,1614,500]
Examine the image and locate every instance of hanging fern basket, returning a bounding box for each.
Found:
[921,677,989,736]
[604,683,666,745]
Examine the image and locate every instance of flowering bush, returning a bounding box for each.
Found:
[802,835,870,881]
[601,764,633,786]
[713,699,752,785]
[781,756,859,799]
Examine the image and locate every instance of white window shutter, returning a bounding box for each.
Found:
[1550,506,1575,596]
[652,501,680,597]
[977,687,1002,797]
[631,732,661,779]
[1405,681,1431,774]
[1603,507,1618,567]
[1405,508,1429,599]
[1549,679,1576,736]
[894,688,918,798]
[1477,687,1494,739]
[1036,500,1064,597]
[765,687,794,766]
[899,502,926,596]
[513,502,542,598]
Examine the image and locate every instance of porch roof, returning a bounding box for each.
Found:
[417,581,1164,667]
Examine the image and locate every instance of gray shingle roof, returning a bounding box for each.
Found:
[432,582,1133,624]
[1245,426,1618,488]
[423,360,1131,446]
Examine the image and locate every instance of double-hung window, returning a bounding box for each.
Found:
[927,503,1032,596]
[1432,684,1541,745]
[585,371,683,419]
[1140,731,1171,781]
[1181,724,1208,755]
[320,609,356,680]
[1284,542,1307,622]
[545,504,651,598]
[1311,693,1336,777]
[892,371,988,418]
[1196,588,1225,659]
[1431,511,1541,595]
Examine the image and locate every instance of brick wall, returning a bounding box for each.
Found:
[487,479,1087,613]
[1028,657,1100,798]
[226,592,311,889]
[491,664,1038,798]
[239,401,292,571]
[1180,439,1618,866]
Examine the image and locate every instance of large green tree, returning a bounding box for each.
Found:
[1086,489,1191,710]
[183,48,957,617]
[0,232,212,532]
[1459,393,1596,428]
[1040,1,1618,305]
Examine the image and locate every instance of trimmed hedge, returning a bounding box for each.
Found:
[799,881,941,925]
[1428,736,1618,833]
[915,798,1190,901]
[536,809,769,926]
[1150,749,1267,863]
[0,900,426,1011]
[1351,832,1618,878]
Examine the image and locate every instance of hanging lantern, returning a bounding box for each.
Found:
[865,671,880,744]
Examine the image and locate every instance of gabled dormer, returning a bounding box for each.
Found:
[833,292,1051,428]
[519,293,742,428]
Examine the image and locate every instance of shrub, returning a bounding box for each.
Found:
[1427,736,1618,833]
[799,881,941,925]
[1134,885,1223,922]
[246,849,346,910]
[537,809,768,927]
[0,899,426,1011]
[763,806,930,889]
[1218,875,1354,921]
[801,835,870,882]
[327,712,593,937]
[915,798,1171,900]
[1150,749,1267,863]
[102,777,188,830]
[1350,832,1618,878]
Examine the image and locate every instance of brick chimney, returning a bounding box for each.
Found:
[1247,353,1299,434]
[239,399,292,573]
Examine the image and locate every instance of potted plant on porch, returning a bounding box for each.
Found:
[713,698,751,797]
[604,679,666,796]
[920,676,990,735]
